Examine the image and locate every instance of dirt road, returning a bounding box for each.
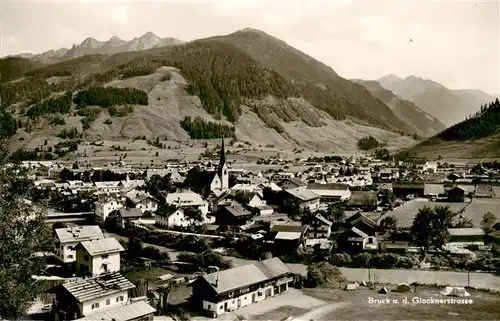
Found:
[294,302,348,321]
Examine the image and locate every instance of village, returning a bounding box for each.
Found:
[19,139,500,321]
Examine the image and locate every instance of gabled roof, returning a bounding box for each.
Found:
[307,183,349,191]
[183,167,218,193]
[284,187,319,202]
[283,177,307,186]
[62,272,135,302]
[222,202,252,217]
[75,300,155,321]
[271,224,308,233]
[95,181,121,188]
[346,212,377,228]
[350,226,369,238]
[234,191,260,204]
[55,226,104,244]
[347,191,378,206]
[76,237,125,256]
[118,208,143,218]
[314,214,332,226]
[200,258,291,295]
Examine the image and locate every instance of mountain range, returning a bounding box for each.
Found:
[378,74,494,127]
[11,32,184,64]
[0,28,494,153]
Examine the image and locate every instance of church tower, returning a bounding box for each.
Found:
[218,137,229,189]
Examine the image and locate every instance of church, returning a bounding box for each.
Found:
[183,138,230,196]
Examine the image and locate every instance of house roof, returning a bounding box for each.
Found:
[392,182,425,189]
[315,214,333,226]
[75,301,155,321]
[448,228,485,236]
[275,231,302,240]
[55,226,104,244]
[346,212,377,228]
[62,272,135,302]
[95,181,121,188]
[183,167,217,194]
[307,183,349,191]
[271,224,308,233]
[222,203,252,217]
[234,191,260,204]
[166,191,205,206]
[77,237,125,256]
[347,191,378,206]
[284,187,319,202]
[118,208,143,218]
[200,258,291,295]
[350,226,369,238]
[283,177,307,186]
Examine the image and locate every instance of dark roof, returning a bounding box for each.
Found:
[392,182,425,189]
[234,191,260,204]
[283,177,307,186]
[314,214,332,226]
[271,224,308,233]
[347,191,378,206]
[346,212,377,228]
[307,183,349,190]
[118,208,143,218]
[183,167,217,193]
[62,272,135,302]
[221,202,252,217]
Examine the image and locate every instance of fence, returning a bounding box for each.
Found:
[286,264,500,291]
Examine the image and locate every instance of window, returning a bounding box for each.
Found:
[91,303,99,309]
[102,254,109,259]
[84,255,89,262]
[220,306,223,310]
[116,296,124,302]
[207,304,211,309]
[67,255,73,259]
[106,299,110,305]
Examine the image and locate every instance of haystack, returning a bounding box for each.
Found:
[378,287,389,294]
[393,283,413,293]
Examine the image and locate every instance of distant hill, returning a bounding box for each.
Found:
[398,98,500,159]
[351,79,446,137]
[8,32,184,64]
[378,75,494,127]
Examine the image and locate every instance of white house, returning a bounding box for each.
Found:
[306,214,333,239]
[54,226,104,264]
[155,207,192,228]
[95,198,124,222]
[283,187,320,211]
[52,272,135,318]
[94,181,121,194]
[166,191,209,217]
[75,237,124,276]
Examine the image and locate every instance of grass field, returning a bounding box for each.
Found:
[379,198,500,228]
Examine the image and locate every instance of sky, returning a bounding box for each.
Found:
[1,0,499,95]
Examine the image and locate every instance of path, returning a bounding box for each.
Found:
[293,302,348,321]
[146,227,237,240]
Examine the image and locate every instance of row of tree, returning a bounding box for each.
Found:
[26,92,73,118]
[180,116,236,139]
[438,98,500,141]
[73,86,148,108]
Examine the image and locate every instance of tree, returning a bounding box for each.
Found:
[411,206,435,252]
[379,216,398,235]
[411,206,452,251]
[454,216,473,228]
[183,207,204,223]
[306,262,346,287]
[481,212,497,234]
[59,168,74,181]
[0,140,52,319]
[127,237,143,258]
[327,203,345,226]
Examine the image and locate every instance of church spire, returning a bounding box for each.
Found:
[219,137,226,168]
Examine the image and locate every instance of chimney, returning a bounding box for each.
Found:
[215,275,219,288]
